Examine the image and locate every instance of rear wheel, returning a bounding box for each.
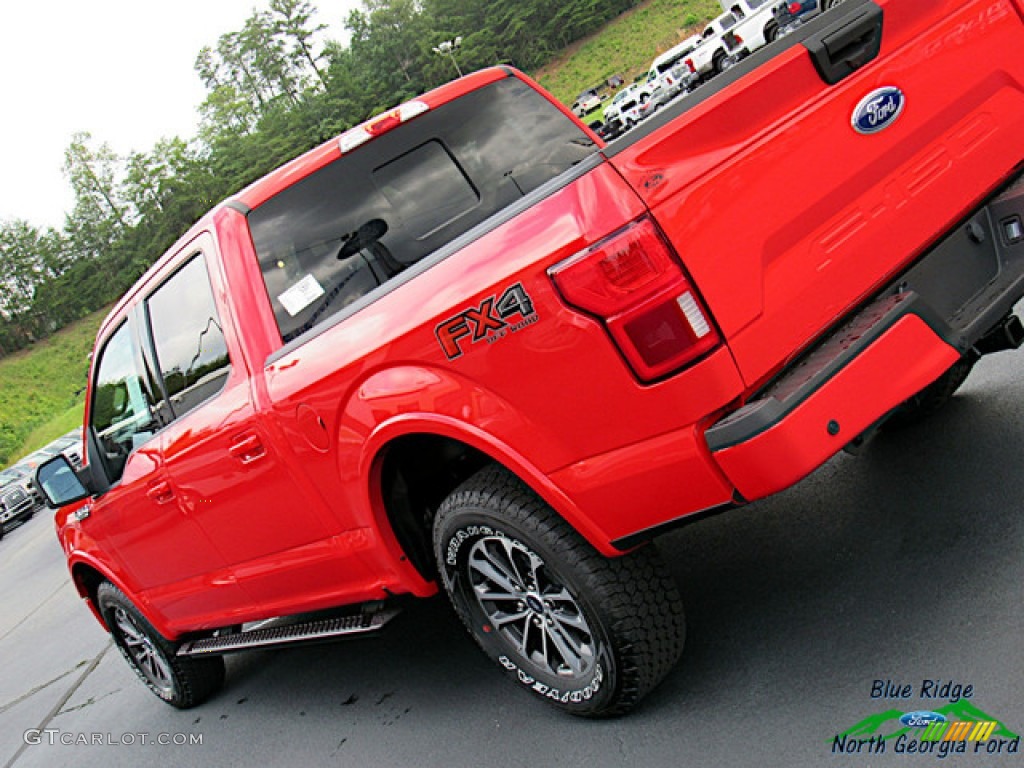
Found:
[97,582,224,708]
[433,465,685,717]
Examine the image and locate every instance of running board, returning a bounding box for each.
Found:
[177,607,400,657]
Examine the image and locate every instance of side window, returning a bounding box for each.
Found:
[90,322,157,484]
[146,254,231,419]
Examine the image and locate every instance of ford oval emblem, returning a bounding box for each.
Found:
[899,711,947,728]
[852,86,905,134]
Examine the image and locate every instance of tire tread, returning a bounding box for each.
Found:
[434,465,684,717]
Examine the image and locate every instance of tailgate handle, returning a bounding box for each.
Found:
[804,1,883,85]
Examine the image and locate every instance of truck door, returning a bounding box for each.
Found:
[145,237,343,616]
[83,316,249,629]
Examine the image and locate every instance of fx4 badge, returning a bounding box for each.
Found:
[436,283,538,360]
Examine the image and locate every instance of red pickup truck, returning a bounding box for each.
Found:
[37,0,1024,716]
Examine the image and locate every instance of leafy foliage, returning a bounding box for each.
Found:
[0,0,718,459]
[0,309,102,467]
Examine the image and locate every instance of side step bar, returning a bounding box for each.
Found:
[177,607,401,657]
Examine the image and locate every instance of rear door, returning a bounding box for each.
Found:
[608,0,1024,388]
[146,236,343,618]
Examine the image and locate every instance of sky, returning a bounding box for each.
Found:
[0,0,360,230]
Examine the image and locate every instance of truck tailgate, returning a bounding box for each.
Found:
[608,0,1024,388]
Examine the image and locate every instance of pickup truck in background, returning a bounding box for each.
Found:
[598,83,646,140]
[37,0,1024,717]
[721,0,787,53]
[643,35,703,106]
[686,11,746,78]
[688,0,798,79]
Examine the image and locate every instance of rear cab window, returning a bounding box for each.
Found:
[247,75,596,344]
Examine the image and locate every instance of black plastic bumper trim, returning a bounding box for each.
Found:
[611,496,744,551]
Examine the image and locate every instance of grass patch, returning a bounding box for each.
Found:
[0,309,106,467]
[534,0,720,106]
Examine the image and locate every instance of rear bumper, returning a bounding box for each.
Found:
[706,167,1024,501]
[709,308,959,500]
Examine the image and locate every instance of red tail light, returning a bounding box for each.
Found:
[549,217,720,381]
[788,2,801,13]
[685,58,696,73]
[734,34,744,46]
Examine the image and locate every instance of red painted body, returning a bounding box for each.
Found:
[57,0,1024,641]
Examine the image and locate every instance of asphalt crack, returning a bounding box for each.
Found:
[0,661,88,715]
[2,640,112,768]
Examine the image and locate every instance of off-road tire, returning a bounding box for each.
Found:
[97,582,224,708]
[433,465,685,717]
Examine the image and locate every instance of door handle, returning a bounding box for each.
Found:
[147,481,175,505]
[229,434,266,464]
[804,1,883,85]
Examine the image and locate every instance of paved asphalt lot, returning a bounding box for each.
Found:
[1,348,1022,767]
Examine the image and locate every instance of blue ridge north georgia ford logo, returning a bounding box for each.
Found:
[851,86,905,134]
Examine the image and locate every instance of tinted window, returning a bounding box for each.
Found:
[146,254,231,419]
[249,76,596,343]
[90,322,157,483]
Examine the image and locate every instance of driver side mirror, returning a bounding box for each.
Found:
[35,455,91,508]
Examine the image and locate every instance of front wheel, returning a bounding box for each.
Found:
[97,582,224,708]
[433,466,685,717]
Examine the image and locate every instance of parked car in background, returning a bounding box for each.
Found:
[646,36,702,99]
[771,0,821,37]
[46,430,84,469]
[639,60,696,120]
[720,0,788,55]
[571,88,602,117]
[685,12,745,80]
[0,467,35,537]
[13,434,83,510]
[600,84,647,139]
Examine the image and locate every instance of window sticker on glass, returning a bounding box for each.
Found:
[278,274,326,317]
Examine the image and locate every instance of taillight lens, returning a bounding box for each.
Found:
[685,58,696,73]
[549,217,720,381]
[788,2,801,13]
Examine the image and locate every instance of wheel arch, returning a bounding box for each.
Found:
[365,415,619,583]
[69,558,126,632]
